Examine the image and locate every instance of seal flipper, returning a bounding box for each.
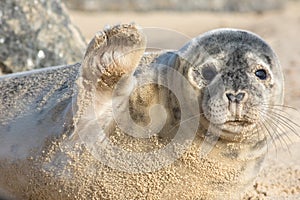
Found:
[80,24,146,91]
[72,24,146,139]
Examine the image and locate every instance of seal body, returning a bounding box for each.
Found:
[0,24,284,199]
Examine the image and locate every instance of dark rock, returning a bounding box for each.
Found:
[0,0,87,75]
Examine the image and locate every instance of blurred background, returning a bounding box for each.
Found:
[64,0,285,12]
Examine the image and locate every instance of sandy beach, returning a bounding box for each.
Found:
[69,1,300,199]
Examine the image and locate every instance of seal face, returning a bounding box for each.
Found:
[0,25,286,200]
[184,29,284,141]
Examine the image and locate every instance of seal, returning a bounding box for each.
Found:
[0,24,285,199]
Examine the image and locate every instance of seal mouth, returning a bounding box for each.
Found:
[225,120,254,127]
[217,119,256,134]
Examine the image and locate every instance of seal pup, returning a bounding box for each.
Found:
[0,24,287,199]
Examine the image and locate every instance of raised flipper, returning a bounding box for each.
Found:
[72,24,147,142]
[80,24,146,91]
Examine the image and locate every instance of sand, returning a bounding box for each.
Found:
[67,1,300,199]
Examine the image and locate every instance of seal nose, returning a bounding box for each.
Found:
[226,92,246,103]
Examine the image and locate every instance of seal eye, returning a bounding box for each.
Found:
[202,64,217,82]
[255,69,267,80]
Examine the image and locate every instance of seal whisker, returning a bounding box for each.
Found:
[267,113,299,143]
[256,108,298,155]
[256,120,277,154]
[260,114,286,147]
[259,108,300,137]
[252,122,271,154]
[261,109,298,132]
[250,106,282,153]
[260,112,292,153]
[251,103,300,137]
[261,103,298,111]
[261,104,299,121]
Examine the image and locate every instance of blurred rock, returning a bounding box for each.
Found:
[64,0,286,12]
[0,0,87,74]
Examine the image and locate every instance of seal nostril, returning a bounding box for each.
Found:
[236,92,245,102]
[226,93,235,102]
[226,92,246,103]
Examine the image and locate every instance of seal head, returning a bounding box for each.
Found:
[181,29,284,142]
